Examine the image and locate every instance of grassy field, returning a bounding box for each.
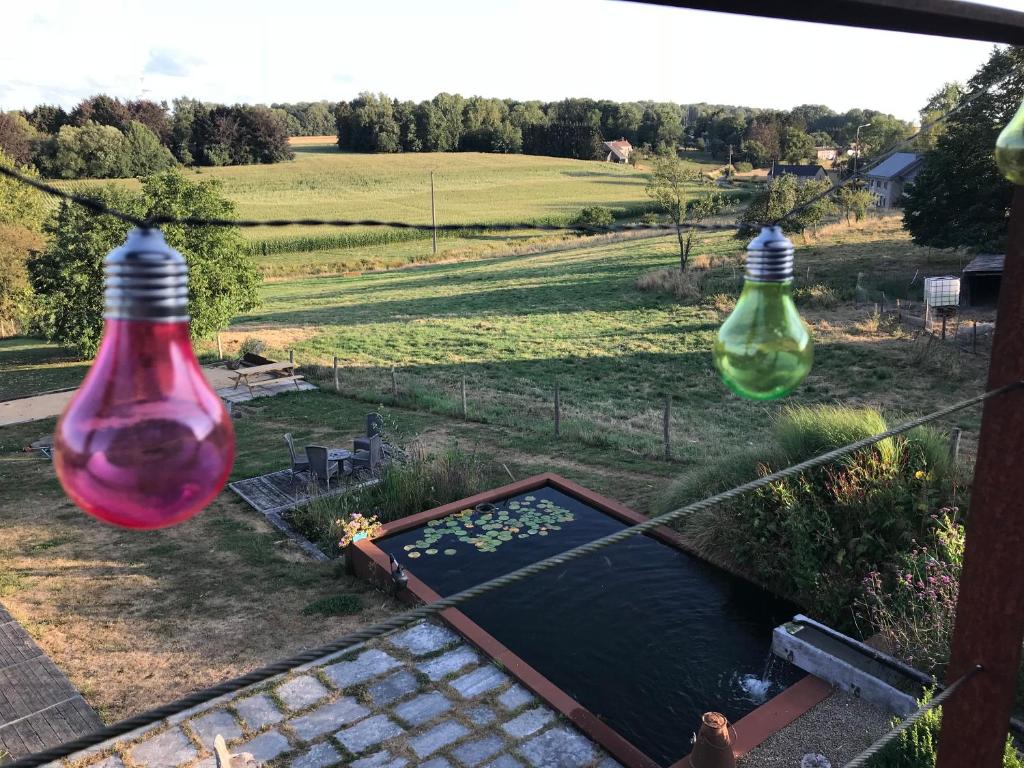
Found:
[222,215,989,464]
[73,146,722,277]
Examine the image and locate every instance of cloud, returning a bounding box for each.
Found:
[144,49,199,78]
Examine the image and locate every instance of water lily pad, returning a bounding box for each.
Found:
[408,551,421,558]
[426,548,438,555]
[444,548,456,556]
[518,533,528,538]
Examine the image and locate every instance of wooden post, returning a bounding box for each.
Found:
[948,427,962,465]
[936,189,1024,768]
[554,384,561,437]
[289,349,295,366]
[663,395,672,460]
[333,356,340,392]
[430,171,437,256]
[391,369,398,401]
[217,333,223,359]
[973,320,978,354]
[461,376,467,419]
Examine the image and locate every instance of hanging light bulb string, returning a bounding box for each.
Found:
[6,380,1021,768]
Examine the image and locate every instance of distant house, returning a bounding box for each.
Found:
[815,146,838,162]
[864,152,924,208]
[767,164,828,183]
[603,139,633,164]
[962,254,1004,307]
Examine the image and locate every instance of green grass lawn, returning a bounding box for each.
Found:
[231,216,989,465]
[0,338,90,400]
[72,148,722,277]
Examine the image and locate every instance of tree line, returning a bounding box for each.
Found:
[330,92,918,164]
[0,95,293,179]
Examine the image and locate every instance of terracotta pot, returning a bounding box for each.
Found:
[689,712,736,768]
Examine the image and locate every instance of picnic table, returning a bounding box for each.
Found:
[231,362,303,397]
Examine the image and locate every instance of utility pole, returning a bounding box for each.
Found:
[727,144,733,171]
[430,171,437,256]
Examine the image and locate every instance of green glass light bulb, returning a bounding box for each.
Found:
[713,226,813,400]
[995,99,1024,184]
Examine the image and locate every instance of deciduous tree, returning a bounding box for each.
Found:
[29,171,260,357]
[646,155,725,271]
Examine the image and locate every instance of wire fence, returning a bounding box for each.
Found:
[5,382,1019,768]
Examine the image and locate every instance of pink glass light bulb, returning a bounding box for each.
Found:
[54,229,234,529]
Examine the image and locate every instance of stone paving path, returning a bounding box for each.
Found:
[63,622,620,768]
[0,602,102,760]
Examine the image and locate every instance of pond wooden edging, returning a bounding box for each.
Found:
[351,472,831,768]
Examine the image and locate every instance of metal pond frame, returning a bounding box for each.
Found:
[350,472,833,768]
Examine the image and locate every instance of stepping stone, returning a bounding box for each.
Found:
[189,709,243,750]
[393,692,452,727]
[596,758,624,768]
[501,708,554,739]
[289,697,369,742]
[367,670,420,706]
[497,686,535,712]
[419,760,453,768]
[451,734,504,767]
[450,666,509,698]
[485,757,524,768]
[465,705,497,726]
[351,749,408,768]
[234,694,284,729]
[519,728,597,768]
[92,757,126,768]
[277,676,330,711]
[335,715,405,754]
[129,728,197,768]
[409,720,470,758]
[238,730,292,762]
[291,742,342,768]
[387,623,459,656]
[323,650,402,688]
[417,646,479,681]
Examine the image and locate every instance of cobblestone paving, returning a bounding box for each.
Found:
[65,622,620,768]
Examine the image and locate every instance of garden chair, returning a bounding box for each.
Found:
[305,445,339,489]
[352,434,382,476]
[284,433,310,479]
[354,412,385,460]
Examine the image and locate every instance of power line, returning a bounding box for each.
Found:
[6,380,1021,768]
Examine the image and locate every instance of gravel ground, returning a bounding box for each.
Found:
[739,690,893,768]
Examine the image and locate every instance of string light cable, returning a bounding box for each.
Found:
[5,380,1021,768]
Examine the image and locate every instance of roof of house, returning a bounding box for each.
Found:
[602,139,632,160]
[769,164,826,177]
[963,254,1005,274]
[865,152,923,180]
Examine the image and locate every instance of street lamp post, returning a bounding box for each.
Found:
[853,122,872,176]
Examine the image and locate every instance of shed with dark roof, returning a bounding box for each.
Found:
[962,254,1004,307]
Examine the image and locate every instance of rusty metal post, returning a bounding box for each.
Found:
[936,188,1024,768]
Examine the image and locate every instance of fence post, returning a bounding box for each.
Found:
[289,349,295,366]
[461,376,468,419]
[217,333,223,360]
[949,427,962,466]
[333,356,340,392]
[391,368,398,401]
[973,321,978,353]
[554,384,561,437]
[663,395,672,460]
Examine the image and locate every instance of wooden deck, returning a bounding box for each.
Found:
[0,603,101,760]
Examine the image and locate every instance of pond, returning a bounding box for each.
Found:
[376,483,800,766]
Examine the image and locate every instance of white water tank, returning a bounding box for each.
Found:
[924,276,960,308]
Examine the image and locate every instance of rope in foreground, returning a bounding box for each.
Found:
[843,665,984,768]
[7,381,1020,768]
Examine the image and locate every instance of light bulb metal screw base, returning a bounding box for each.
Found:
[104,228,189,323]
[745,225,794,282]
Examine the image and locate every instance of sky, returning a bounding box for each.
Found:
[2,0,1020,123]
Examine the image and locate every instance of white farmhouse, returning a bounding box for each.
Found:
[864,152,924,208]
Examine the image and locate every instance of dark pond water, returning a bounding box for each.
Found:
[378,484,800,766]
